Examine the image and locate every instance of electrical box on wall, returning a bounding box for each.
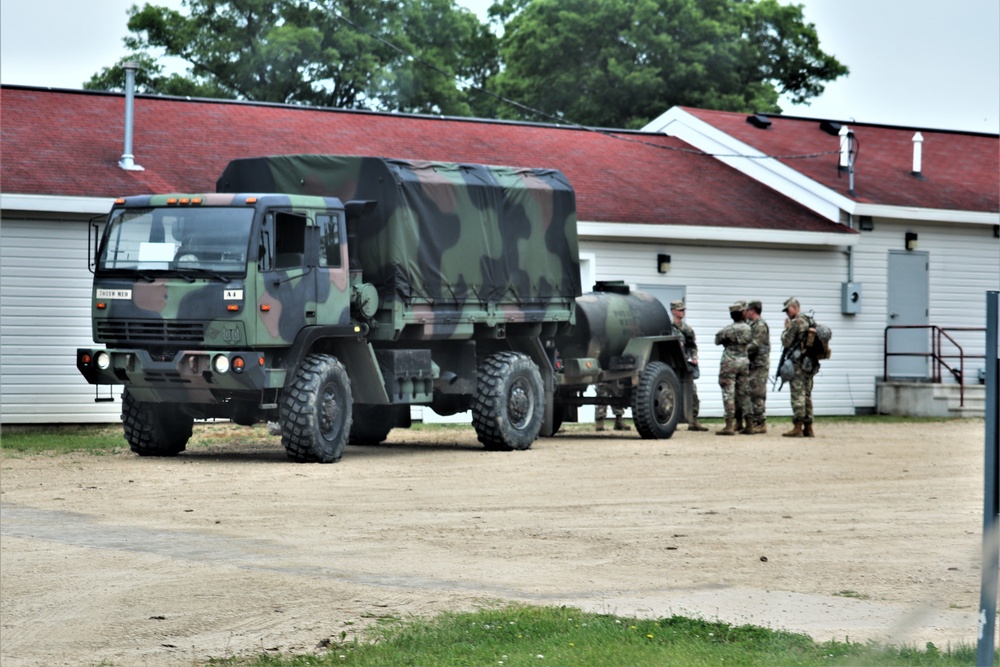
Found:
[841,281,862,314]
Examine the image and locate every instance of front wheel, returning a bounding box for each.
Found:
[472,352,544,451]
[280,354,353,463]
[631,361,680,439]
[121,389,192,456]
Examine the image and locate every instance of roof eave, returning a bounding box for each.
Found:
[579,221,858,248]
[1,193,114,215]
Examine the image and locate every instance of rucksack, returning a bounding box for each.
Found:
[803,317,832,361]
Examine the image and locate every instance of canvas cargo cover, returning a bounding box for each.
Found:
[218,155,581,307]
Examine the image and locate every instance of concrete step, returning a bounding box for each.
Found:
[877,381,987,418]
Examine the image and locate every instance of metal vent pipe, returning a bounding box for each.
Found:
[119,61,144,171]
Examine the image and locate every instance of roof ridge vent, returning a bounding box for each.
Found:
[746,114,772,129]
[119,62,144,172]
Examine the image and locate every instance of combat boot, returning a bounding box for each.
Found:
[803,421,815,437]
[739,420,755,435]
[734,415,744,432]
[716,418,736,436]
[595,419,606,432]
[782,421,803,437]
[688,419,709,432]
[614,416,631,431]
[753,419,767,434]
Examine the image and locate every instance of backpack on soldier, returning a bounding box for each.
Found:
[803,316,832,361]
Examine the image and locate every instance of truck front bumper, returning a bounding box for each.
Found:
[76,348,286,403]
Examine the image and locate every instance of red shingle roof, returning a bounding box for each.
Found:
[682,107,999,212]
[1,87,852,233]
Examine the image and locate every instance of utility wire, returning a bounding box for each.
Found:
[326,5,841,162]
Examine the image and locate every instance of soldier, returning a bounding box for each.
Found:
[595,384,630,431]
[715,301,753,436]
[670,300,708,431]
[780,297,818,437]
[744,300,771,433]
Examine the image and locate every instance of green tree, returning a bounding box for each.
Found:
[491,0,848,128]
[85,0,497,115]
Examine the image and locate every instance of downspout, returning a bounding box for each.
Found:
[119,62,144,171]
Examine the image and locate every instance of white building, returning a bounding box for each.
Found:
[1,86,996,423]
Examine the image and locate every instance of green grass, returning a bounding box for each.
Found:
[0,424,126,454]
[219,605,983,666]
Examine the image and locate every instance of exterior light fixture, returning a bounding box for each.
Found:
[657,253,671,274]
[905,232,918,251]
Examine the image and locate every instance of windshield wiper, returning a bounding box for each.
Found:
[174,267,232,284]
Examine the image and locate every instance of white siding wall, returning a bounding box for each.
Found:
[1,217,121,423]
[583,223,999,418]
[1,212,996,424]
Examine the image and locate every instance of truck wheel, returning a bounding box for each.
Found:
[281,354,353,463]
[473,352,544,451]
[122,389,192,456]
[631,361,680,439]
[349,405,394,445]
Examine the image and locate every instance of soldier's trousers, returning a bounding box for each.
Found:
[789,371,815,422]
[718,365,751,419]
[748,365,768,421]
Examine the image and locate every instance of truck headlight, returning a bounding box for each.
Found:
[95,351,111,370]
[213,354,230,374]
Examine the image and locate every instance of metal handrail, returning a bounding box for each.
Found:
[883,325,986,407]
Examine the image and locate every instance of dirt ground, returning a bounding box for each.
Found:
[1,418,994,666]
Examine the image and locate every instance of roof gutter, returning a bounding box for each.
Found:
[578,221,858,248]
[1,193,115,215]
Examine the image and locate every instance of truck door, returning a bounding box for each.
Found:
[255,209,316,345]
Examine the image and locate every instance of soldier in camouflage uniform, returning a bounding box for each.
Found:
[595,384,630,431]
[744,300,770,434]
[714,301,753,436]
[780,297,817,437]
[670,300,708,431]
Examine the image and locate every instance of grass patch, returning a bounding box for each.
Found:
[0,424,125,455]
[226,605,983,666]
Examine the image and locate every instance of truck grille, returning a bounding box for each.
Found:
[97,320,205,345]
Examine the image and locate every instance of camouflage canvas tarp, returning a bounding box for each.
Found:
[217,155,581,307]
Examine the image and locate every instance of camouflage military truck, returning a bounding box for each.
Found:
[77,155,690,462]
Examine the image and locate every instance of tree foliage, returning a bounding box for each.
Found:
[85,0,495,115]
[492,0,847,128]
[86,0,846,128]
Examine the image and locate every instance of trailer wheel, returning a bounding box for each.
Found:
[122,388,192,456]
[473,352,544,451]
[631,361,680,439]
[349,405,394,445]
[281,354,352,463]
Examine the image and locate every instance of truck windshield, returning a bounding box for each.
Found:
[98,206,255,277]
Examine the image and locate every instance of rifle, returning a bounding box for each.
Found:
[772,331,804,392]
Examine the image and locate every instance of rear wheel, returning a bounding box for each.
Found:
[122,389,192,456]
[472,352,544,451]
[281,354,352,463]
[631,361,680,439]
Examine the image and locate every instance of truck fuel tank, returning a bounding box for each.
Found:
[556,281,672,371]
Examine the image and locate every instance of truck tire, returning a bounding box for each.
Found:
[473,352,544,451]
[349,405,394,445]
[122,389,192,456]
[280,354,353,463]
[631,361,680,440]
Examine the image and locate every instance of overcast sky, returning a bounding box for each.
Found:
[1,0,997,133]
